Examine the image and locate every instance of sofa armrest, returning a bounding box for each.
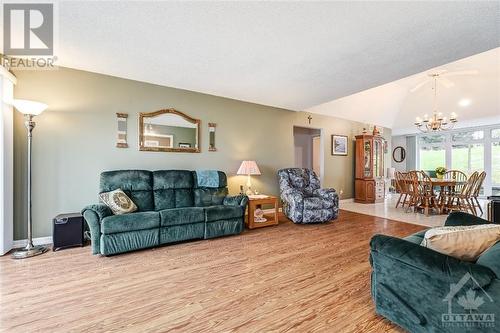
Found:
[370,234,495,288]
[444,211,494,227]
[223,194,249,208]
[81,204,112,255]
[313,188,337,200]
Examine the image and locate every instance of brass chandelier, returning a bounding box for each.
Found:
[414,73,458,132]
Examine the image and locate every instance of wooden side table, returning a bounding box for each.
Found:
[246,195,279,229]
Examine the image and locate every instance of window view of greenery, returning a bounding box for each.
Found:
[419,146,445,170]
[451,144,484,174]
[418,128,500,196]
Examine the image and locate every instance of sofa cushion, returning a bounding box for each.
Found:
[160,207,205,226]
[205,205,244,222]
[101,211,160,234]
[421,224,500,261]
[194,188,228,207]
[153,170,194,210]
[160,224,204,244]
[100,170,154,211]
[100,229,159,255]
[477,241,500,278]
[204,218,243,238]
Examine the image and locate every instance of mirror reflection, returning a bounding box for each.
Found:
[139,109,200,152]
[392,146,406,163]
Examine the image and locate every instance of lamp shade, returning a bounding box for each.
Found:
[237,160,261,175]
[12,99,48,116]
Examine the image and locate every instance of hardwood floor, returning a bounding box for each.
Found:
[0,210,424,333]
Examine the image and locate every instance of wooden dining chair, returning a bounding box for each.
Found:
[417,170,439,216]
[394,171,410,208]
[443,170,468,196]
[471,171,486,216]
[403,171,417,212]
[449,171,479,215]
[404,170,433,214]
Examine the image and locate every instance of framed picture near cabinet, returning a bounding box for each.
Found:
[331,135,348,156]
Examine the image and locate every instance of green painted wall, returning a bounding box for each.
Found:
[13,67,391,239]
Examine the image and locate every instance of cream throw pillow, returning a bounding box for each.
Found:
[421,224,500,261]
[99,189,137,215]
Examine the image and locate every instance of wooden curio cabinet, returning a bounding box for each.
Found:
[354,134,385,203]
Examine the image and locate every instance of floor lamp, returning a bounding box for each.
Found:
[11,99,49,259]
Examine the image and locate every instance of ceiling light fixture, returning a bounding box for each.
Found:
[414,74,458,132]
[458,98,471,107]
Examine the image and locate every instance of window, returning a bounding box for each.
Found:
[419,146,445,171]
[451,143,484,174]
[416,125,500,197]
[419,135,445,145]
[493,128,500,196]
[452,130,484,142]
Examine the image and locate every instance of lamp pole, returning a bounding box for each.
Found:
[12,114,48,259]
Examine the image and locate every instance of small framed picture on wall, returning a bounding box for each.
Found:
[331,135,348,156]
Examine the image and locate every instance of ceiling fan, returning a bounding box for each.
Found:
[410,69,478,93]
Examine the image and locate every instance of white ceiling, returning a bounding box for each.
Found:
[308,48,500,135]
[54,1,499,112]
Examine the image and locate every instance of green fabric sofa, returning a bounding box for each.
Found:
[82,170,248,255]
[370,212,500,332]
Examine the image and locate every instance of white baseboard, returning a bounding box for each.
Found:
[12,236,52,249]
[339,198,354,203]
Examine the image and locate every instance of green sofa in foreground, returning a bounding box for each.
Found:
[82,170,248,255]
[370,212,500,333]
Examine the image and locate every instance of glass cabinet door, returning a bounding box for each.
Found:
[373,139,384,178]
[364,139,372,177]
[373,139,379,178]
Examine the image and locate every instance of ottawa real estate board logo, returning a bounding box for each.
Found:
[2,2,57,69]
[442,272,495,328]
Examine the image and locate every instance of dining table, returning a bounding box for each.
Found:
[424,178,466,214]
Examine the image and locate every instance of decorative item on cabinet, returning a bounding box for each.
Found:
[354,134,386,203]
[208,122,217,151]
[116,113,128,148]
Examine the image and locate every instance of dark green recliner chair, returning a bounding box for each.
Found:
[370,212,500,333]
[82,170,248,256]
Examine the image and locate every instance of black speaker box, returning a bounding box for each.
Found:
[487,196,500,224]
[52,213,84,251]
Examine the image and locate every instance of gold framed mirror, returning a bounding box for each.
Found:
[139,109,200,153]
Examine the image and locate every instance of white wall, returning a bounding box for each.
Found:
[0,67,15,255]
[293,127,321,170]
[391,135,407,172]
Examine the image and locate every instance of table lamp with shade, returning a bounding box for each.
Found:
[237,160,261,196]
[11,99,49,259]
